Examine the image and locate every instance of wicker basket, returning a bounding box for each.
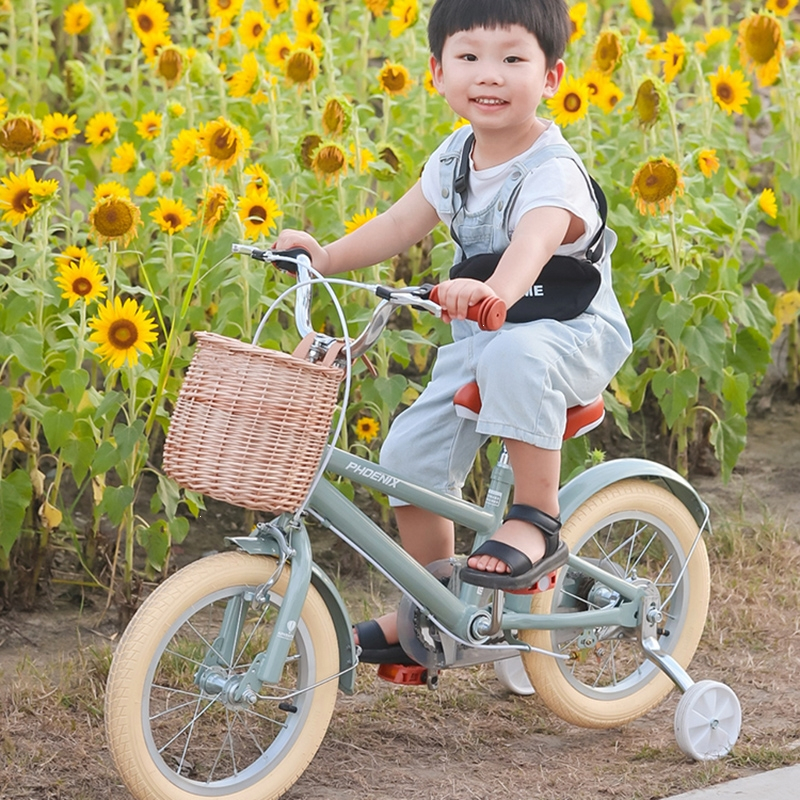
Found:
[162,331,344,512]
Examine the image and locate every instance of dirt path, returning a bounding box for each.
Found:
[1,400,800,799]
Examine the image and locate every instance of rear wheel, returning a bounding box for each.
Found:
[522,479,710,728]
[105,551,339,800]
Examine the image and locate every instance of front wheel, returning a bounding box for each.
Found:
[105,551,339,800]
[522,479,710,729]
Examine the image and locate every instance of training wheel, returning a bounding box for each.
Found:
[674,680,741,761]
[494,655,535,696]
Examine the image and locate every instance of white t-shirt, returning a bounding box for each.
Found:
[420,122,601,257]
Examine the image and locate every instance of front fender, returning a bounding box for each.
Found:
[558,458,709,528]
[226,535,356,695]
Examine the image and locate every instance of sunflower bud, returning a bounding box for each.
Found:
[295,132,322,171]
[370,142,403,182]
[64,60,87,101]
[0,114,44,157]
[189,51,217,86]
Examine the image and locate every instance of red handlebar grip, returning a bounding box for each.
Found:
[429,286,507,331]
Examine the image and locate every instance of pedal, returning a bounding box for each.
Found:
[507,570,558,595]
[377,663,428,686]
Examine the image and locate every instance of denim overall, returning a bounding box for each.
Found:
[380,127,633,504]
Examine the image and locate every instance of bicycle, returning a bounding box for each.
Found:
[104,245,742,800]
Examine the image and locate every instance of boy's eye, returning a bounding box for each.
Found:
[505,56,522,63]
[460,53,477,62]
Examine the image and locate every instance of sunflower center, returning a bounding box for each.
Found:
[745,18,779,64]
[219,0,233,8]
[72,277,93,296]
[252,23,264,37]
[54,126,68,137]
[108,319,139,349]
[249,205,267,223]
[564,92,582,113]
[716,81,733,102]
[382,70,407,92]
[164,212,182,229]
[13,188,35,214]
[638,163,678,202]
[210,129,237,160]
[94,200,135,236]
[137,13,154,33]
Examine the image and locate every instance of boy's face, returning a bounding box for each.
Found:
[430,25,563,137]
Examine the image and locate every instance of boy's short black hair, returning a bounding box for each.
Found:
[428,0,571,68]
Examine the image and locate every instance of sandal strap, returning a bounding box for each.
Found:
[504,504,562,559]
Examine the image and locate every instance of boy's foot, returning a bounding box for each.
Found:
[461,504,568,591]
[353,615,418,665]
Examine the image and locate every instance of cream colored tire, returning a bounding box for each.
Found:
[105,551,339,800]
[522,479,710,729]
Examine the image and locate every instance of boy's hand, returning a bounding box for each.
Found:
[273,229,331,275]
[434,279,500,324]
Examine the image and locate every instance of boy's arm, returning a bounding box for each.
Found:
[435,205,574,322]
[273,182,440,276]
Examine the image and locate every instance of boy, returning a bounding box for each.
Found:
[274,0,632,660]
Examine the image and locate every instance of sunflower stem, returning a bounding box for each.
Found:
[107,240,118,301]
[29,0,40,108]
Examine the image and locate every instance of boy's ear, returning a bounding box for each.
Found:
[542,59,565,99]
[429,54,445,94]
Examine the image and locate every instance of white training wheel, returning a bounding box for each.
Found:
[674,680,741,760]
[494,655,535,696]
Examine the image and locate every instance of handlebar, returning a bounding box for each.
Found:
[232,244,507,360]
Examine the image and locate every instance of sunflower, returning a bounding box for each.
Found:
[151,196,195,235]
[697,149,720,178]
[238,9,269,48]
[89,296,158,369]
[583,68,609,104]
[354,416,380,443]
[759,188,778,219]
[266,32,293,68]
[709,65,751,115]
[134,171,157,197]
[370,143,402,181]
[127,0,170,41]
[568,3,587,44]
[0,114,43,156]
[64,1,93,35]
[311,141,347,182]
[634,78,661,128]
[285,47,319,85]
[228,51,260,97]
[156,45,186,87]
[168,101,186,119]
[0,96,7,121]
[237,187,282,239]
[89,195,142,246]
[170,128,200,169]
[135,110,163,140]
[159,170,173,186]
[737,12,783,86]
[322,95,352,137]
[140,30,173,64]
[766,0,798,15]
[199,184,230,236]
[389,0,418,38]
[296,31,324,59]
[593,30,623,73]
[261,0,289,19]
[652,32,686,83]
[377,61,413,96]
[208,0,243,23]
[94,181,130,201]
[630,156,684,216]
[244,163,270,191]
[364,0,389,17]
[423,69,438,96]
[198,117,251,172]
[55,256,107,307]
[55,245,89,270]
[84,111,118,146]
[296,132,322,170]
[110,142,138,174]
[345,208,378,235]
[0,169,40,225]
[293,0,321,33]
[630,0,652,24]
[546,75,590,126]
[595,80,623,114]
[42,112,80,143]
[694,27,731,56]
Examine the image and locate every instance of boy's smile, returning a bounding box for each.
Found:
[430,24,564,165]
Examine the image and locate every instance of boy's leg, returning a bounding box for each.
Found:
[467,439,560,573]
[354,506,454,646]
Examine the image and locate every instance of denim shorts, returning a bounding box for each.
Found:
[379,314,630,506]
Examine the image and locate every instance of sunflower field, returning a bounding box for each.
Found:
[0,0,798,607]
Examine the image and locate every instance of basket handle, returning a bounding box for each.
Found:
[293,332,346,368]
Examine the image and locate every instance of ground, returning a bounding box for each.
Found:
[1,397,800,800]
